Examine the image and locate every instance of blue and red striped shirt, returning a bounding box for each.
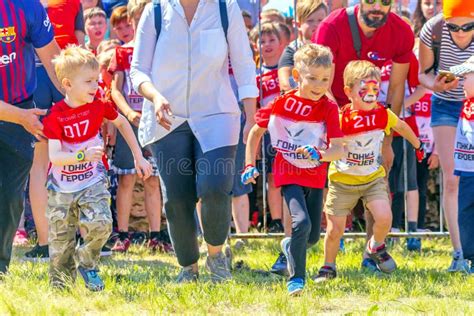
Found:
[0,0,54,104]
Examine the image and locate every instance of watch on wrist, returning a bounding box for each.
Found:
[76,150,85,162]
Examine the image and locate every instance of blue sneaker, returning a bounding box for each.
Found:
[407,238,422,252]
[78,266,105,291]
[287,277,304,296]
[280,237,295,277]
[270,252,288,276]
[361,256,380,273]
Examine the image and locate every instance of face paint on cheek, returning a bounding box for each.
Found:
[358,80,380,103]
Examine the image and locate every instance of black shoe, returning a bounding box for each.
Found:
[100,245,112,257]
[270,252,288,276]
[24,244,49,262]
[313,266,337,283]
[268,219,284,233]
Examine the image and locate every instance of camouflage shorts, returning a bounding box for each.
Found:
[47,180,112,286]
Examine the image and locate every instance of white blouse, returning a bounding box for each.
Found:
[131,0,258,152]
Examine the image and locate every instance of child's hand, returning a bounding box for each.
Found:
[415,141,426,163]
[241,164,259,184]
[127,111,142,127]
[84,146,104,162]
[296,145,322,161]
[134,156,152,180]
[428,153,439,170]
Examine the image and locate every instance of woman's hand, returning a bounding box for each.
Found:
[153,95,173,130]
[126,110,142,127]
[432,75,459,93]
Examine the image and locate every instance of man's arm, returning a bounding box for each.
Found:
[386,61,410,116]
[35,40,64,94]
[0,100,47,139]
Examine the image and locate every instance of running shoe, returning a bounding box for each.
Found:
[447,252,470,273]
[366,243,397,273]
[100,245,112,257]
[361,257,380,273]
[13,230,29,246]
[313,266,337,283]
[280,237,294,277]
[78,266,104,291]
[206,252,232,283]
[287,277,304,296]
[270,252,288,276]
[176,266,199,283]
[24,244,49,262]
[111,238,131,253]
[407,238,422,252]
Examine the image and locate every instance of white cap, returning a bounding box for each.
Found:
[450,55,474,76]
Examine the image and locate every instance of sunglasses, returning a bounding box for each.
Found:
[363,0,392,6]
[446,22,474,33]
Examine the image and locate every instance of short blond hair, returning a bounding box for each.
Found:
[294,43,333,72]
[261,9,285,23]
[53,45,99,83]
[296,0,328,23]
[127,0,151,21]
[96,39,121,56]
[343,60,381,88]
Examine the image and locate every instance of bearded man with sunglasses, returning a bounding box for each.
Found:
[418,0,474,272]
[312,0,415,273]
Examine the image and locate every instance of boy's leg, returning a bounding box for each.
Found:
[305,188,323,247]
[458,176,474,269]
[281,185,312,281]
[47,190,78,287]
[116,174,136,232]
[144,176,162,232]
[315,181,357,281]
[268,174,283,231]
[76,182,113,271]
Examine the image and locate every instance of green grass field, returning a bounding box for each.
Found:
[1,238,473,315]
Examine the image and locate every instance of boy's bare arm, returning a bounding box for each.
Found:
[111,114,151,179]
[111,71,141,126]
[278,67,293,92]
[245,124,267,167]
[404,85,427,108]
[392,119,422,149]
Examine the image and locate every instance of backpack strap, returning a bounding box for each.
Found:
[153,0,162,39]
[219,0,229,42]
[154,0,228,42]
[347,6,362,59]
[424,13,444,74]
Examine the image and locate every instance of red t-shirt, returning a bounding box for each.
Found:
[43,99,118,193]
[108,45,144,112]
[313,5,414,107]
[256,66,280,108]
[46,0,82,49]
[255,90,343,188]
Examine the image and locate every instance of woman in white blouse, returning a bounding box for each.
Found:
[131,0,258,282]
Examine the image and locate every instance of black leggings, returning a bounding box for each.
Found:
[282,185,323,280]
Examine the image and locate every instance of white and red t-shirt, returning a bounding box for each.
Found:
[412,93,434,153]
[43,99,119,193]
[256,65,280,108]
[255,90,343,188]
[454,98,474,175]
[108,45,144,112]
[379,54,419,138]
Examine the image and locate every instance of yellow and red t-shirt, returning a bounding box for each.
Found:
[329,103,398,185]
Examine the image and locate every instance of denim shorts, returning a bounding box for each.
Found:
[430,94,463,127]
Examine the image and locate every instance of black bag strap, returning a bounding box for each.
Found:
[347,6,362,59]
[154,0,228,42]
[424,13,444,74]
